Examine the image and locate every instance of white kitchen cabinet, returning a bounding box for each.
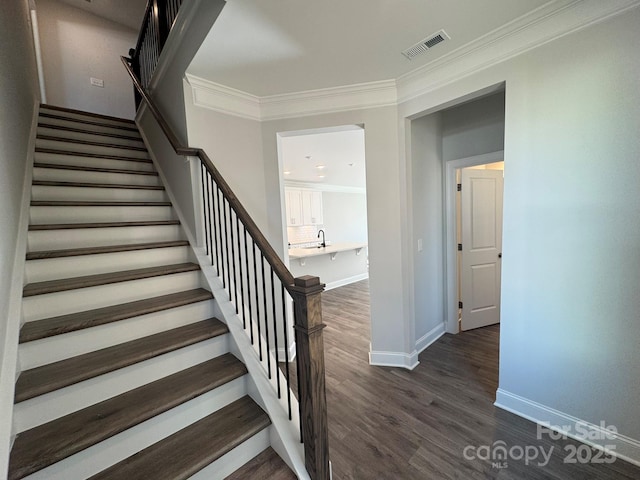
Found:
[286,189,303,226]
[302,190,323,225]
[285,188,323,226]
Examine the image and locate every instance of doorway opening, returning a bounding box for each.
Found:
[276,124,372,346]
[455,160,504,332]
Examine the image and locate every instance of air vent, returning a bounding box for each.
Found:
[402,29,450,60]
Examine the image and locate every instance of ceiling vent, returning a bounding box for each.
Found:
[402,29,450,60]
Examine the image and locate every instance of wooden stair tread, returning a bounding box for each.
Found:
[20,288,213,342]
[15,318,229,402]
[89,396,270,480]
[31,200,171,207]
[40,104,136,125]
[8,354,247,480]
[35,147,152,163]
[23,262,200,297]
[38,112,139,132]
[38,123,142,141]
[34,162,157,175]
[27,240,189,260]
[224,447,296,480]
[37,134,148,152]
[32,180,163,190]
[29,220,180,230]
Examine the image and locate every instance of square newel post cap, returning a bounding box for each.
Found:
[291,275,325,294]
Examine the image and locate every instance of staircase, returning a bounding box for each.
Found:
[8,105,295,479]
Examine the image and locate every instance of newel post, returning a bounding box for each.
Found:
[290,275,330,480]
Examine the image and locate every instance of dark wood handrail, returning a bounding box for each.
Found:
[120,56,295,290]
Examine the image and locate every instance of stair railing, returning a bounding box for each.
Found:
[129,0,184,107]
[121,51,330,479]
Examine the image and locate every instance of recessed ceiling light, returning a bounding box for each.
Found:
[284,170,291,175]
[316,165,325,169]
[317,175,325,179]
[305,155,312,160]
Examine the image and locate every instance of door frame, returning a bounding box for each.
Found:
[444,150,504,334]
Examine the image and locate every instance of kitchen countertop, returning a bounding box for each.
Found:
[288,242,367,259]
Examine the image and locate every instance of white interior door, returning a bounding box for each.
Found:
[460,168,503,331]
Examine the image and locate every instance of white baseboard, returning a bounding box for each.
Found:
[324,273,369,291]
[369,349,419,370]
[415,322,446,354]
[495,388,640,467]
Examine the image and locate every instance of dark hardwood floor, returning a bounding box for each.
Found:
[317,279,640,479]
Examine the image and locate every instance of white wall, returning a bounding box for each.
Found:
[401,6,640,452]
[321,191,368,244]
[441,92,505,161]
[410,113,445,347]
[35,0,137,119]
[260,107,414,367]
[0,0,40,474]
[184,100,268,233]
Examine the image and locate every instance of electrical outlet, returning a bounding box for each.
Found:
[417,239,423,252]
[90,77,104,88]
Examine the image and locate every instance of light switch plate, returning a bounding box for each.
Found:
[90,77,104,88]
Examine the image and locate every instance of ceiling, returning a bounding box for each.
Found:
[280,127,366,188]
[188,0,554,97]
[55,0,147,31]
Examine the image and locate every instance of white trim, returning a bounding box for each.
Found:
[369,349,419,370]
[415,322,446,354]
[184,74,396,121]
[0,102,39,473]
[186,74,261,121]
[495,389,640,466]
[396,0,640,103]
[284,180,366,194]
[324,273,369,291]
[260,80,397,121]
[444,151,504,334]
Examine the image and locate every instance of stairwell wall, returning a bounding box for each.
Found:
[34,0,137,119]
[0,0,40,474]
[137,0,226,240]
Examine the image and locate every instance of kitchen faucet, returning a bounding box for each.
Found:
[317,229,326,248]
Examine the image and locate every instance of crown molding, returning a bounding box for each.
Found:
[284,181,366,194]
[396,0,640,103]
[186,73,261,121]
[259,80,397,121]
[185,0,640,119]
[186,73,396,122]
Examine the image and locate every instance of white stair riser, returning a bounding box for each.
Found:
[20,376,246,480]
[24,246,192,284]
[31,185,167,203]
[22,271,203,322]
[190,429,270,480]
[34,151,154,172]
[29,205,175,225]
[28,225,184,251]
[14,340,235,433]
[33,167,161,186]
[37,127,145,149]
[19,300,217,369]
[38,117,141,137]
[39,109,135,128]
[36,138,149,160]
